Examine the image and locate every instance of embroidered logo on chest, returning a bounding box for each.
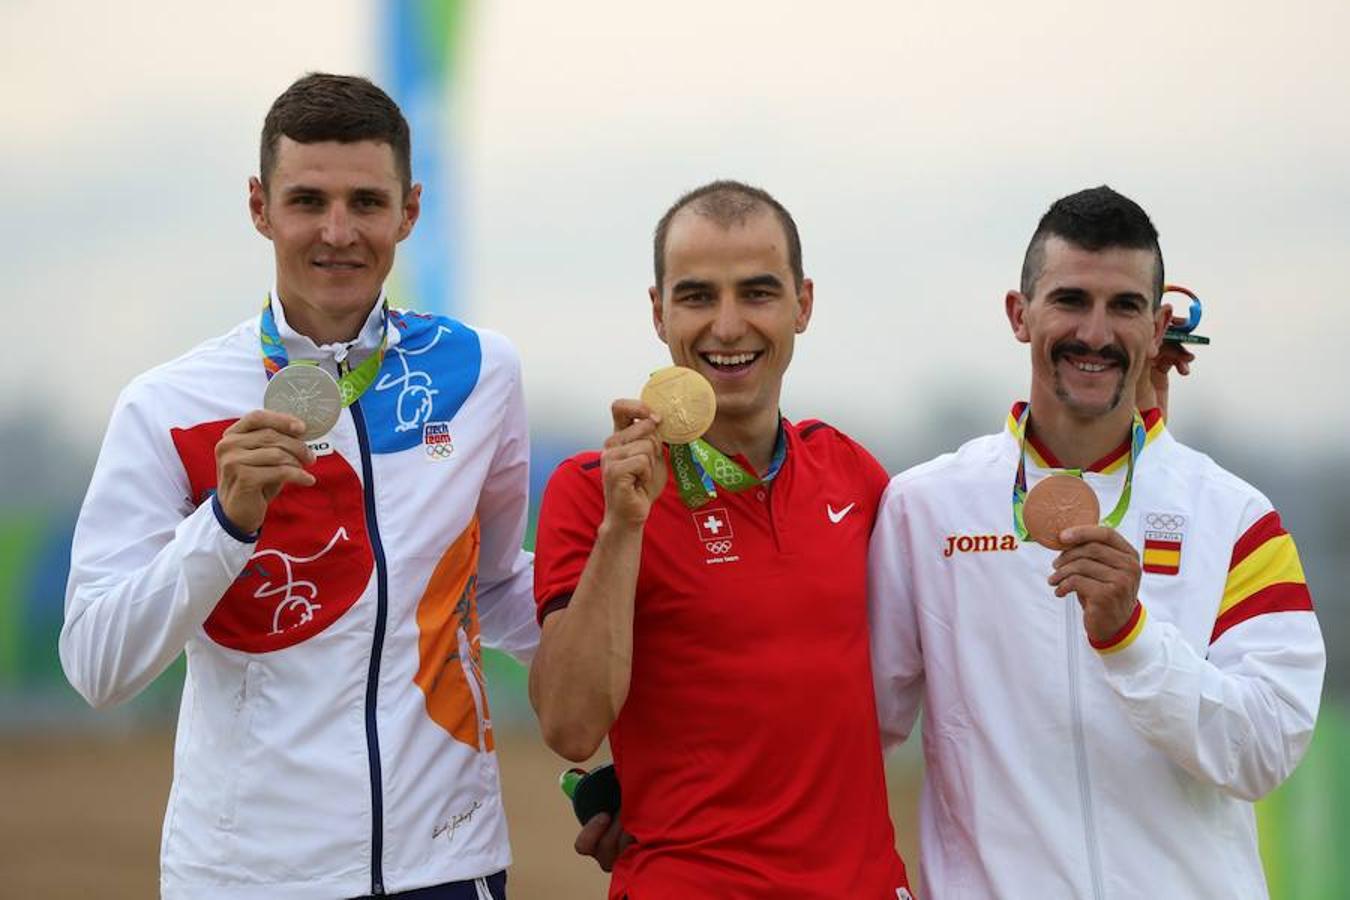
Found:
[1142,511,1186,575]
[693,507,740,565]
[942,533,1019,557]
[423,421,454,460]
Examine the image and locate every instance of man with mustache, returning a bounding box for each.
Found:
[868,186,1325,897]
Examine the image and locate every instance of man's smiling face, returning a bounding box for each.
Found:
[1009,236,1167,418]
[249,137,420,342]
[650,209,813,429]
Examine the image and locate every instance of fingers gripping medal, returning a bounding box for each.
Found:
[639,366,716,444]
[263,364,342,440]
[1021,475,1100,550]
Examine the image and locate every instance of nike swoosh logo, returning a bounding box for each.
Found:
[827,502,856,524]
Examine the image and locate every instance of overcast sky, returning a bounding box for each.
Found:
[4,0,1347,462]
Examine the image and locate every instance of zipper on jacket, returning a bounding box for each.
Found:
[1066,602,1106,900]
[351,399,390,896]
[457,628,489,752]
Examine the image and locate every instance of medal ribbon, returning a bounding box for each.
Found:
[1011,406,1146,541]
[668,425,787,509]
[259,295,389,406]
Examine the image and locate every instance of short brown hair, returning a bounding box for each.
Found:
[652,180,804,293]
[260,73,412,193]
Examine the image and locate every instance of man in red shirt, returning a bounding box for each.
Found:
[528,181,913,898]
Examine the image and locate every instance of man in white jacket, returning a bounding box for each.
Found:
[60,73,537,899]
[868,186,1324,899]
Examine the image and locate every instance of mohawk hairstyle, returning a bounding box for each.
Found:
[1021,186,1164,305]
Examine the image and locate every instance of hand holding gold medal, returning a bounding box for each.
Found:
[638,366,716,444]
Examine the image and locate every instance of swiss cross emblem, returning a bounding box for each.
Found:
[694,508,733,541]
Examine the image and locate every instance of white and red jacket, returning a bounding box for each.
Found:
[61,295,538,899]
[868,405,1324,900]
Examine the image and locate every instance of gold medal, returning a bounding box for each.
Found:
[1022,474,1099,550]
[639,366,716,444]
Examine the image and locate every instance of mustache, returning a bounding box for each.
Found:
[1051,340,1129,368]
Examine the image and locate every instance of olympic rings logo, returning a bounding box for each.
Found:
[1146,513,1185,531]
[705,540,733,555]
[425,443,454,460]
[713,459,746,483]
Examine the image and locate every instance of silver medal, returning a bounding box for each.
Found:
[263,364,342,440]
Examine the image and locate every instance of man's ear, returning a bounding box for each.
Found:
[650,286,667,344]
[1149,302,1172,361]
[794,278,814,334]
[1006,290,1031,343]
[248,177,272,239]
[397,182,423,242]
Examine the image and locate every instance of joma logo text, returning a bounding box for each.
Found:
[943,534,1018,557]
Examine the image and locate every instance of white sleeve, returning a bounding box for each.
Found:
[59,386,253,708]
[473,343,539,665]
[867,479,926,749]
[1098,503,1324,801]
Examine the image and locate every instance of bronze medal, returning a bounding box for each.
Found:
[1022,474,1100,550]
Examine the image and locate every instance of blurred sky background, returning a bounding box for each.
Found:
[1,0,1347,891]
[4,0,1349,458]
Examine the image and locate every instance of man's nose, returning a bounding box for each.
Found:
[710,298,746,343]
[1076,302,1111,349]
[320,204,356,246]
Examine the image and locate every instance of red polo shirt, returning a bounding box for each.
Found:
[535,419,909,899]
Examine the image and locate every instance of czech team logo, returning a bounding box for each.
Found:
[423,421,454,460]
[694,507,739,564]
[1142,511,1186,575]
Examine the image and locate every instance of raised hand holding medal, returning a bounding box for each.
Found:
[1014,406,1148,644]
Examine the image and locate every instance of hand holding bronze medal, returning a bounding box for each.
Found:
[263,364,342,440]
[1021,475,1100,550]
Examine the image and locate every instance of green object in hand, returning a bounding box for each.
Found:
[559,763,622,824]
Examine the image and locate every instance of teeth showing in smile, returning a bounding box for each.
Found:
[1070,360,1109,373]
[704,352,758,367]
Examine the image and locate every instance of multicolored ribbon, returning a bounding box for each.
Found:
[1011,406,1146,541]
[668,425,787,509]
[259,295,389,406]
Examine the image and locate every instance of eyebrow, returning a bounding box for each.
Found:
[671,277,715,294]
[739,274,785,291]
[281,185,394,201]
[1046,286,1147,303]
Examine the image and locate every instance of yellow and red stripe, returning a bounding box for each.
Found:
[1211,511,1313,643]
[1006,403,1164,472]
[1092,601,1148,654]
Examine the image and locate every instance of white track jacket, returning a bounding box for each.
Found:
[869,406,1324,900]
[61,296,538,899]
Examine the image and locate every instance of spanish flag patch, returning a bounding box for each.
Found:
[1141,512,1186,575]
[1143,536,1182,575]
